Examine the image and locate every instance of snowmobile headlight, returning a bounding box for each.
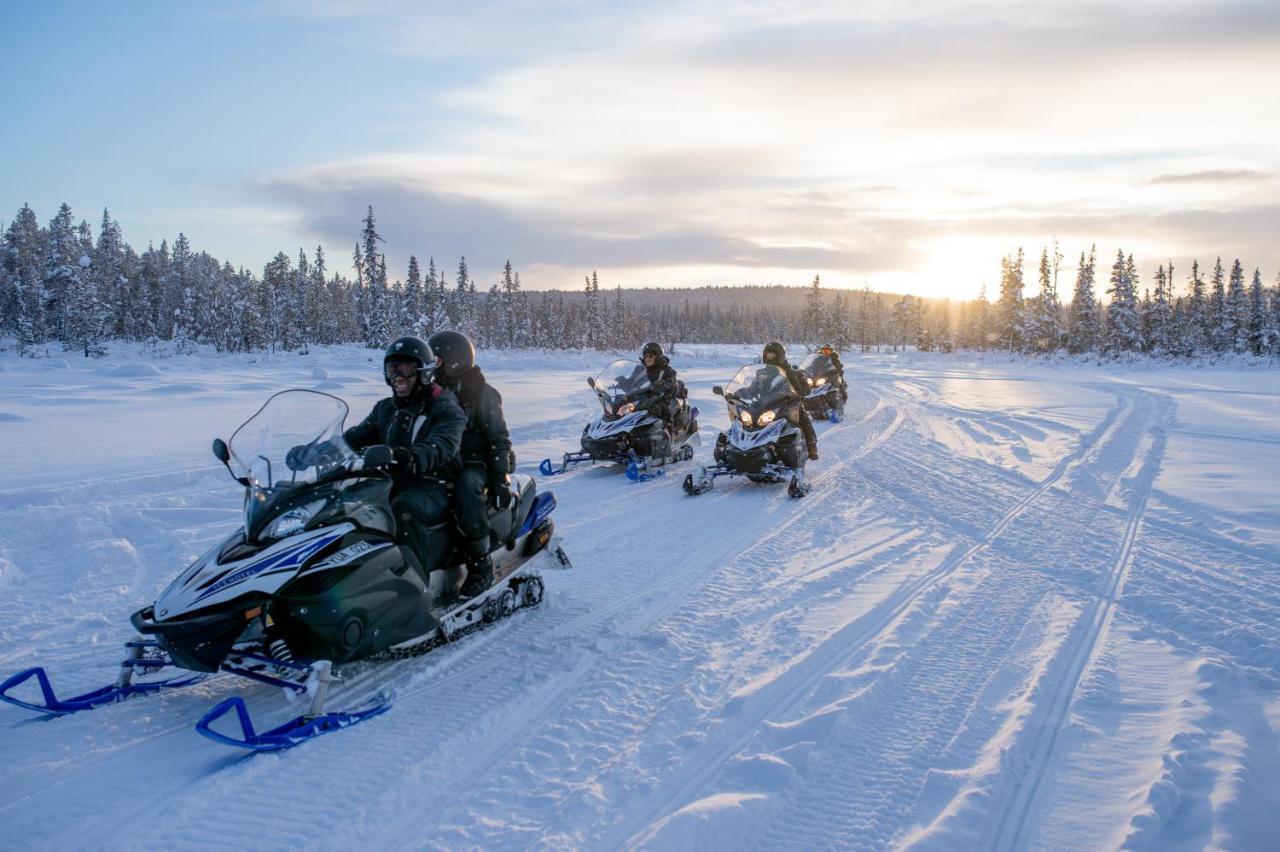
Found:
[738,410,753,427]
[263,506,313,540]
[814,377,826,386]
[758,410,776,426]
[617,402,636,416]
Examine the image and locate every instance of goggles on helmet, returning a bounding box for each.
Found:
[385,361,421,379]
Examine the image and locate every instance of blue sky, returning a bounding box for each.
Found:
[4,0,1278,298]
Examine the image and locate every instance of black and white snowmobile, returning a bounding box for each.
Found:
[682,362,811,498]
[0,389,571,752]
[797,351,847,423]
[539,359,699,482]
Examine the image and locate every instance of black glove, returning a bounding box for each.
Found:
[363,445,417,473]
[287,440,339,471]
[285,444,310,472]
[488,472,513,509]
[392,447,417,474]
[362,444,394,469]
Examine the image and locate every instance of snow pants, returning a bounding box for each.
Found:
[451,465,491,559]
[391,482,451,576]
[796,406,818,454]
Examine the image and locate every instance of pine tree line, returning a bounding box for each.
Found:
[4,202,1278,359]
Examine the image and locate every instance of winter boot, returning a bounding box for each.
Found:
[459,553,494,599]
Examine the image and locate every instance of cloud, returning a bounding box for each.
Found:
[1148,170,1272,185]
[245,0,1280,295]
[261,171,905,283]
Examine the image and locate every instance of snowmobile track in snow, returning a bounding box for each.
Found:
[605,385,1157,849]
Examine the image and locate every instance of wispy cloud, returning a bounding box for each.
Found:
[1149,170,1272,185]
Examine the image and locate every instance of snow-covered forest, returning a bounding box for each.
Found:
[4,203,1279,360]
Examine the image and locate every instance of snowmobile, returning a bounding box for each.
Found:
[539,359,699,482]
[0,389,571,751]
[682,363,811,498]
[797,351,847,423]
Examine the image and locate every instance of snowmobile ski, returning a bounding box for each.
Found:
[0,639,206,716]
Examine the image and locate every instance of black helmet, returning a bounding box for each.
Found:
[383,335,435,386]
[641,341,664,360]
[428,330,476,379]
[762,341,787,364]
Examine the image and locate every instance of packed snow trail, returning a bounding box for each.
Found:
[0,347,1277,851]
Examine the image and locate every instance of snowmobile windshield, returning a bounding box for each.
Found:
[724,363,794,413]
[594,359,652,413]
[798,353,835,377]
[225,390,357,532]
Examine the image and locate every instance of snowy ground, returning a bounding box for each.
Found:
[1,344,1277,850]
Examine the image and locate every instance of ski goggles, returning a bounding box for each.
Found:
[384,361,421,379]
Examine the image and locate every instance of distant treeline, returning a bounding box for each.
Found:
[3,203,1278,360]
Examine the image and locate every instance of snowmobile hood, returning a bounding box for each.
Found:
[585,409,657,439]
[728,418,789,450]
[154,523,354,621]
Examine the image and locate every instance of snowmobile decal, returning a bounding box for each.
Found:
[190,526,348,605]
[303,539,393,573]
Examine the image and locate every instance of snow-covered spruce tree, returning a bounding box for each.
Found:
[92,209,128,340]
[170,233,198,354]
[377,255,393,342]
[403,255,423,335]
[357,207,391,348]
[452,256,480,341]
[43,203,84,342]
[1182,259,1208,354]
[1208,257,1227,351]
[1146,263,1175,356]
[803,274,823,345]
[1225,258,1248,353]
[583,270,602,349]
[262,251,294,353]
[425,257,449,334]
[1104,250,1141,353]
[1247,267,1267,355]
[1067,246,1099,354]
[306,246,328,344]
[501,260,520,348]
[62,233,108,357]
[1031,245,1062,352]
[4,204,47,353]
[831,290,851,351]
[996,248,1025,352]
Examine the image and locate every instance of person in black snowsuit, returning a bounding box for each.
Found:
[341,335,466,578]
[818,344,848,403]
[638,341,687,434]
[762,341,819,460]
[429,330,513,599]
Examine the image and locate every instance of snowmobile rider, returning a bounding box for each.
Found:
[817,343,849,403]
[762,341,820,461]
[342,335,467,578]
[428,330,513,600]
[638,341,684,433]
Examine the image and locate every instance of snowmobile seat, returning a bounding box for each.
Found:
[486,475,536,548]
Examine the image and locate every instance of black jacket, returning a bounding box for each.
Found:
[343,383,466,478]
[445,366,513,477]
[779,360,809,399]
[642,356,679,408]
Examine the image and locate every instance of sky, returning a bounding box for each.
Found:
[3,0,1278,300]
